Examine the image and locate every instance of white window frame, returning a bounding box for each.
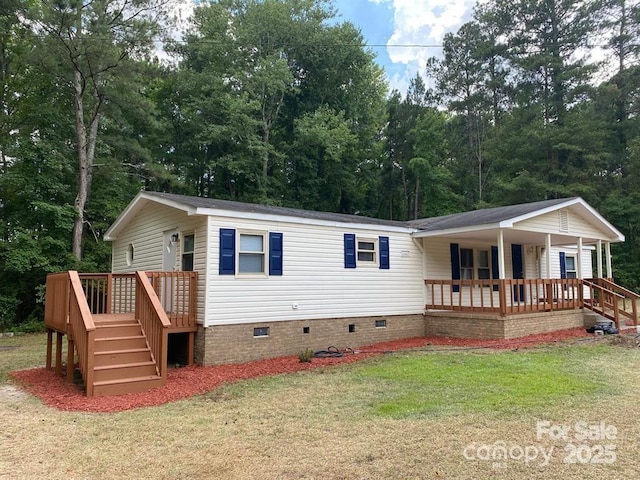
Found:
[460,247,493,282]
[565,255,577,279]
[181,233,195,271]
[237,230,267,276]
[356,237,378,265]
[476,249,491,280]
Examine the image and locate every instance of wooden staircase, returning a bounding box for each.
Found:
[91,313,164,396]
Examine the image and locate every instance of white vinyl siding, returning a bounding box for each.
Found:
[205,218,423,326]
[110,202,208,325]
[514,210,610,239]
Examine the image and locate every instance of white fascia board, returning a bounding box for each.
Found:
[505,197,624,242]
[194,207,417,233]
[499,198,581,227]
[411,223,500,238]
[104,192,199,241]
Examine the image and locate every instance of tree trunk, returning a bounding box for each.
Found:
[71,69,101,261]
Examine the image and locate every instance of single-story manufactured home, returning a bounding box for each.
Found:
[44,192,638,396]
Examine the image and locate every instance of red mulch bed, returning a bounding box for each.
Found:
[9,328,593,413]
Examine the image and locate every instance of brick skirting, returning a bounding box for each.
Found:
[425,309,587,340]
[194,314,426,365]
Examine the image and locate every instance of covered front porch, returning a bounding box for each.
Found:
[411,198,637,335]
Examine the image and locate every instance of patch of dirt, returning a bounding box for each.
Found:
[8,327,592,413]
[0,385,29,402]
[606,333,640,348]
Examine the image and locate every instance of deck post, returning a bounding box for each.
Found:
[55,331,63,376]
[67,337,75,383]
[605,242,612,279]
[499,279,507,316]
[46,329,53,370]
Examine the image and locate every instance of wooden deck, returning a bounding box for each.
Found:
[44,271,198,396]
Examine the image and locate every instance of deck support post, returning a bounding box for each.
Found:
[46,329,53,370]
[605,242,612,279]
[67,337,75,383]
[55,331,63,376]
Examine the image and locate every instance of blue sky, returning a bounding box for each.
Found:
[332,0,478,95]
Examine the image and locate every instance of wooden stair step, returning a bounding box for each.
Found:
[93,313,136,324]
[92,375,165,397]
[94,348,152,367]
[94,335,148,351]
[93,361,158,383]
[94,323,143,339]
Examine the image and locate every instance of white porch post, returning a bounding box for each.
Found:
[596,240,603,278]
[577,237,583,278]
[545,233,551,278]
[497,229,506,279]
[606,241,612,279]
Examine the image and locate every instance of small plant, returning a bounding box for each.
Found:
[298,348,314,363]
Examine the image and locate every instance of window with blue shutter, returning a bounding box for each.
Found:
[269,232,283,275]
[450,243,460,292]
[219,228,236,274]
[379,236,389,269]
[344,233,356,268]
[491,245,499,291]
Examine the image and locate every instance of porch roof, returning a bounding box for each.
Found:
[409,197,624,245]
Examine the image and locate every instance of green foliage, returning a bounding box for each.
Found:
[298,348,314,363]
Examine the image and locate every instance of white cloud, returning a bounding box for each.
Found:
[373,0,477,93]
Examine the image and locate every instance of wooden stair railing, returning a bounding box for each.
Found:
[134,271,171,381]
[582,279,639,329]
[67,271,97,396]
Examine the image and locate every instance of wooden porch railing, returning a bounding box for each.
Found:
[77,272,197,330]
[135,271,171,379]
[147,271,198,330]
[425,278,582,316]
[583,278,639,328]
[67,271,96,396]
[44,272,71,334]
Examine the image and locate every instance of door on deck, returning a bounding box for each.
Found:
[511,244,525,302]
[162,229,179,313]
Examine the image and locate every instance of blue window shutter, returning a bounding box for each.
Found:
[491,246,499,291]
[450,243,460,293]
[379,236,390,269]
[344,233,356,268]
[559,252,567,279]
[219,228,235,275]
[269,232,283,276]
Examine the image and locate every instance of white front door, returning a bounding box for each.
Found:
[162,229,179,312]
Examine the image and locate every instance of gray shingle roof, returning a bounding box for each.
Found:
[145,192,578,232]
[145,192,411,228]
[408,197,577,231]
